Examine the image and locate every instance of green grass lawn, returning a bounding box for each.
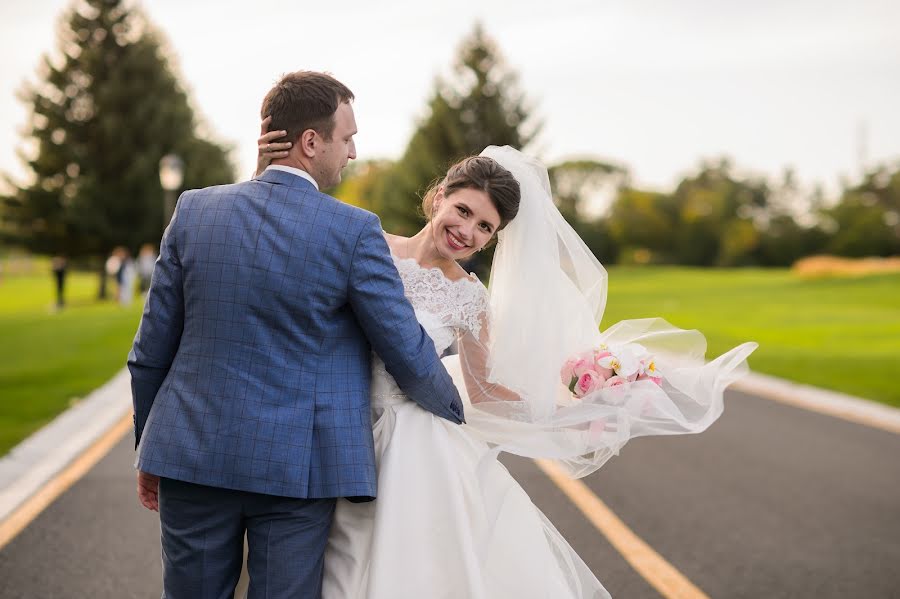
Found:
[0,269,143,455]
[1,264,898,456]
[601,267,900,408]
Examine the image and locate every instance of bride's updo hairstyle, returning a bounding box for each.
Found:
[422,156,521,231]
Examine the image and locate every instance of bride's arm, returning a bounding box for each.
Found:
[457,297,522,404]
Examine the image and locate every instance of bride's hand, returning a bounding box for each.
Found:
[255,116,292,177]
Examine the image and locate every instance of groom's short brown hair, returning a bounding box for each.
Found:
[261,71,354,144]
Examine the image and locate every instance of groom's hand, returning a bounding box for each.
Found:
[136,470,160,512]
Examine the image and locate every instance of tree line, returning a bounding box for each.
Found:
[3,4,897,289]
[333,26,900,271]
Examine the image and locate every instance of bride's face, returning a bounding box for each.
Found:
[431,187,501,260]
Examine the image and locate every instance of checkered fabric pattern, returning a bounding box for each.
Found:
[128,169,463,499]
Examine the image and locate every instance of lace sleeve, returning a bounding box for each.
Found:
[457,284,521,404]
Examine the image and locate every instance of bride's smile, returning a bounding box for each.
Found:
[446,228,468,250]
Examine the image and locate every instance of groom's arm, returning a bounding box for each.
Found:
[348,216,464,424]
[127,194,187,448]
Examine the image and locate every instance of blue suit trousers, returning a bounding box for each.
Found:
[159,477,335,599]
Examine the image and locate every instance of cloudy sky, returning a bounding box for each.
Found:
[2,0,899,196]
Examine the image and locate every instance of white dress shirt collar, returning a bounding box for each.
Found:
[264,165,319,190]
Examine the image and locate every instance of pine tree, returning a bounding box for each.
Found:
[3,0,234,292]
[375,24,538,234]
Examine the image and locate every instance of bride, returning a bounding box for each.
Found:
[257,140,756,598]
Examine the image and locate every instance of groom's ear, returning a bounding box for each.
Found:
[299,128,318,158]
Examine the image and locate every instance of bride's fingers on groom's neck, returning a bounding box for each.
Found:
[260,115,272,135]
[261,130,287,142]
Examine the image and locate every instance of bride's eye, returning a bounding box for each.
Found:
[457,206,468,216]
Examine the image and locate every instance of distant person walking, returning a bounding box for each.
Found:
[105,248,122,301]
[136,244,157,296]
[51,255,67,309]
[105,246,135,305]
[118,248,136,306]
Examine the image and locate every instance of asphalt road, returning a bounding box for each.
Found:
[1,388,899,598]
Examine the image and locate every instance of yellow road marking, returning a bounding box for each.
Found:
[535,458,710,599]
[0,412,133,550]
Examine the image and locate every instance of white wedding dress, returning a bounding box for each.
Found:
[322,255,611,599]
[321,146,756,599]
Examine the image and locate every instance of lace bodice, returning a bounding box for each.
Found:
[392,256,488,348]
[370,256,489,406]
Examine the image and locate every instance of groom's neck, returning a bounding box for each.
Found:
[272,156,316,180]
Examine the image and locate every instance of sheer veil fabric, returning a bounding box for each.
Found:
[453,145,758,478]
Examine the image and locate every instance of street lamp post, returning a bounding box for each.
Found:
[159,154,184,231]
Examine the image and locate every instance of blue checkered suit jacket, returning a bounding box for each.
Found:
[128,169,463,500]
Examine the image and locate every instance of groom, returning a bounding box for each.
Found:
[128,71,464,598]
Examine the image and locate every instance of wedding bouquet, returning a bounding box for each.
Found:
[560,343,662,398]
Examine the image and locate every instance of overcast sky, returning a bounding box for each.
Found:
[2,0,899,196]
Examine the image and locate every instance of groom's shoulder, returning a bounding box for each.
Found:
[181,181,247,203]
[314,189,381,230]
[184,180,381,232]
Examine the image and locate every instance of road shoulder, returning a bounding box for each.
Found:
[0,368,132,525]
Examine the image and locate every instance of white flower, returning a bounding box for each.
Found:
[640,358,659,377]
[602,344,642,379]
[597,353,619,371]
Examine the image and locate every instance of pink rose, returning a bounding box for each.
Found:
[603,375,628,388]
[574,358,596,378]
[594,350,612,362]
[560,357,578,385]
[575,370,603,397]
[573,357,595,378]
